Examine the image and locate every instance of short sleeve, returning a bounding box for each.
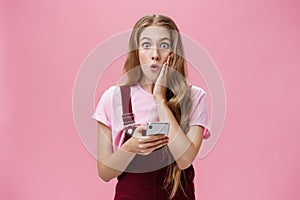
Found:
[189,86,211,139]
[91,87,114,128]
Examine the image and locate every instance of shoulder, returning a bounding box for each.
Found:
[190,85,206,99]
[99,85,121,104]
[101,84,141,100]
[102,85,120,96]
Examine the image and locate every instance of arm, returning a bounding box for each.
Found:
[97,122,135,182]
[152,56,204,170]
[97,122,169,182]
[155,100,204,170]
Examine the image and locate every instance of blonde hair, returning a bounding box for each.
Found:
[123,14,192,199]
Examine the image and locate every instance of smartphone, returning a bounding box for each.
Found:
[146,122,169,136]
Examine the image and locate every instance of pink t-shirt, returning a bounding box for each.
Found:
[92,84,211,151]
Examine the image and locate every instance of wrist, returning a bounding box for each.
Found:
[120,141,132,153]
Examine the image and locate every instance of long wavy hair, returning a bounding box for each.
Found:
[123,14,192,199]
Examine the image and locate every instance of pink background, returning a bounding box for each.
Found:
[2,0,300,199]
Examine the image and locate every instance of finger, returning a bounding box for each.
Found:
[156,66,166,83]
[144,134,167,142]
[170,53,174,61]
[142,135,168,143]
[162,66,167,78]
[138,125,147,131]
[168,53,174,67]
[162,55,171,68]
[146,141,169,152]
[132,125,147,137]
[136,149,149,155]
[163,65,169,77]
[138,150,151,155]
[133,125,147,132]
[159,66,165,76]
[166,55,171,65]
[142,137,169,149]
[163,59,168,67]
[137,140,168,155]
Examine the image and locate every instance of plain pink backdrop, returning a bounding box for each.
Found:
[2,0,300,199]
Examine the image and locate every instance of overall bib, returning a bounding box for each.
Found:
[114,146,196,199]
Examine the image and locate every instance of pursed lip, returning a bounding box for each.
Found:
[150,61,163,67]
[149,63,161,72]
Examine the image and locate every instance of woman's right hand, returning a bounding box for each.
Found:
[122,125,169,155]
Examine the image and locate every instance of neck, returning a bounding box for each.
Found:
[139,79,155,94]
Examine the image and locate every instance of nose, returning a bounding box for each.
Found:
[151,48,160,61]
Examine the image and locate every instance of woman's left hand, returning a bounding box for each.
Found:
[153,54,172,103]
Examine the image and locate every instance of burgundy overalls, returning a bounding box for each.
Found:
[114,147,196,200]
[115,86,196,200]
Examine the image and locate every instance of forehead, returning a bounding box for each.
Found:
[140,25,170,40]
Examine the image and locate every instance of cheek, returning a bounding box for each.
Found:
[138,50,147,65]
[161,50,171,58]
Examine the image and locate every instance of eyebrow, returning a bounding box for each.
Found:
[140,37,171,42]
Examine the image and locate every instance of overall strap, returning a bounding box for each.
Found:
[120,85,135,136]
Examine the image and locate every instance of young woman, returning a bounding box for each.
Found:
[92,14,210,200]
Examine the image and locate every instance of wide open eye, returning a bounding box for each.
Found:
[142,42,151,49]
[160,42,170,49]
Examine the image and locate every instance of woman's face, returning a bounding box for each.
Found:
[138,25,172,83]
